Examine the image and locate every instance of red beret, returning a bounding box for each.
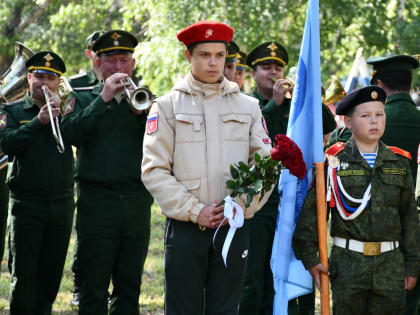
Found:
[177,21,234,47]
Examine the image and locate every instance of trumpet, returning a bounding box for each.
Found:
[42,86,65,153]
[122,77,153,111]
[269,76,294,99]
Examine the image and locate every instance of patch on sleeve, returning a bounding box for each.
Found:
[62,97,75,116]
[146,113,159,135]
[0,114,7,129]
[261,116,269,135]
[263,137,271,144]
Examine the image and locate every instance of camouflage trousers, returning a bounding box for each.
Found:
[330,245,406,315]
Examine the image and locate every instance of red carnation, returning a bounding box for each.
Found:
[271,134,306,179]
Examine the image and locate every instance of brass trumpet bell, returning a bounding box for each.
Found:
[0,42,34,103]
[324,76,346,105]
[123,77,153,111]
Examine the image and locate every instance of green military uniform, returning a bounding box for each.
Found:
[0,50,75,314]
[368,55,420,314]
[367,54,420,182]
[293,138,420,314]
[0,102,8,263]
[294,86,420,314]
[61,30,153,315]
[239,42,336,315]
[0,144,8,264]
[68,30,104,306]
[69,68,99,88]
[325,126,352,149]
[381,93,420,181]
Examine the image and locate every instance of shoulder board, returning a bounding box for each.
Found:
[73,86,95,91]
[4,98,24,106]
[69,72,87,80]
[325,142,345,156]
[388,146,412,160]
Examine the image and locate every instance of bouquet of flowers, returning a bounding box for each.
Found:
[226,134,306,208]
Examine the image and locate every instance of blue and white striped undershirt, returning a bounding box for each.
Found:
[360,152,377,168]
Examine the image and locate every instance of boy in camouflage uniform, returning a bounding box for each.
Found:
[293,86,420,314]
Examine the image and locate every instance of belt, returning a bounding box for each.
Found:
[333,236,399,256]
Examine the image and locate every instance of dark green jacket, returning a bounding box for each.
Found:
[69,69,99,88]
[251,89,337,218]
[251,90,291,218]
[293,138,420,276]
[61,83,149,193]
[325,126,352,150]
[381,93,420,181]
[0,93,74,200]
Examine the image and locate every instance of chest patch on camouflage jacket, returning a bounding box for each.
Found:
[337,169,365,176]
[382,168,406,175]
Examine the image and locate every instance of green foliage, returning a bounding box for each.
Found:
[0,0,419,92]
[227,154,282,208]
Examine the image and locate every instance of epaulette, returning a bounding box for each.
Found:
[325,142,345,156]
[73,86,95,91]
[69,73,87,80]
[388,146,412,160]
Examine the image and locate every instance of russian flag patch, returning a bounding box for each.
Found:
[146,113,159,135]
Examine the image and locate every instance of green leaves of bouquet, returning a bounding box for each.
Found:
[226,153,281,208]
[225,134,306,208]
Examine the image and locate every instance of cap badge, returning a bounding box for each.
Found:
[267,42,278,57]
[111,32,121,46]
[43,53,54,67]
[205,29,213,38]
[371,91,378,99]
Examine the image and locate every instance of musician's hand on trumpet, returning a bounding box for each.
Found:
[101,72,130,103]
[38,104,60,125]
[41,85,65,153]
[270,76,294,106]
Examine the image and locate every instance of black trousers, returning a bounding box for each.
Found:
[9,196,74,315]
[77,183,153,315]
[239,216,275,315]
[165,219,249,315]
[0,166,8,262]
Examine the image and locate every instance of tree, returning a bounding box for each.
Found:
[1,0,419,95]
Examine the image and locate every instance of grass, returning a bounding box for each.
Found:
[0,203,165,315]
[0,203,331,314]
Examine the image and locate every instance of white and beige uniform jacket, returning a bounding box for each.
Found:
[141,72,273,223]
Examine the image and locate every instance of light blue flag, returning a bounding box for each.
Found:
[270,0,324,314]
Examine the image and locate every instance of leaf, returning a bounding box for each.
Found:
[254,152,261,163]
[238,161,248,172]
[253,179,263,192]
[226,180,236,190]
[230,164,239,179]
[246,193,253,208]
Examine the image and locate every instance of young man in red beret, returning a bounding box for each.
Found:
[142,21,273,314]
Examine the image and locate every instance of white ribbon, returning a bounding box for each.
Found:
[328,164,371,221]
[213,195,244,267]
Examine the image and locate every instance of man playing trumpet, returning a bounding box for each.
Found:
[0,51,75,314]
[240,42,336,315]
[61,30,153,314]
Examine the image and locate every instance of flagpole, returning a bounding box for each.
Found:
[315,162,330,315]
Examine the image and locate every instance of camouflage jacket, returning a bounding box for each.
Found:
[293,137,420,276]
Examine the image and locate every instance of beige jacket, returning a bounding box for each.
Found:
[141,72,273,223]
